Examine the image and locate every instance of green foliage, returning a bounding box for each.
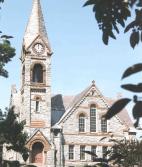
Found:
[0,0,15,78]
[84,0,142,48]
[0,107,29,161]
[0,34,15,78]
[3,160,20,167]
[84,0,142,127]
[84,139,142,167]
[0,0,26,165]
[107,139,142,166]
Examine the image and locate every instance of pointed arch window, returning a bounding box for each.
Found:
[79,114,85,132]
[32,64,43,83]
[90,104,96,132]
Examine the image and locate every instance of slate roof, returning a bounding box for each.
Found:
[23,0,51,51]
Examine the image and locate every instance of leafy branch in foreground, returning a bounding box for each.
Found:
[83,0,142,127]
[84,0,142,48]
[102,63,142,127]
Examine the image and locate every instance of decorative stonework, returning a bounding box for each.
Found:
[30,121,45,128]
[26,130,51,152]
[31,88,46,93]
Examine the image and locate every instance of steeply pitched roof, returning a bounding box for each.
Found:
[57,81,109,124]
[23,0,51,51]
[52,81,133,128]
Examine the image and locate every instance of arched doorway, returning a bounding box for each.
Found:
[32,142,44,164]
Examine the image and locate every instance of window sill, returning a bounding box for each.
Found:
[78,132,87,134]
[31,82,46,86]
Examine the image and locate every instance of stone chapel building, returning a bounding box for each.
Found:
[4,0,136,166]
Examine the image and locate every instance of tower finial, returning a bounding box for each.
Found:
[23,0,51,52]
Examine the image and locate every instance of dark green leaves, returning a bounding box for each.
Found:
[130,31,139,48]
[0,107,29,161]
[133,101,142,119]
[122,63,142,79]
[103,32,109,45]
[84,0,131,45]
[121,83,142,92]
[124,9,142,48]
[83,0,96,7]
[132,101,142,127]
[0,34,15,78]
[84,0,142,47]
[1,35,13,39]
[124,21,136,33]
[103,98,131,120]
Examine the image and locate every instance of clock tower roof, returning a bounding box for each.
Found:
[23,0,52,52]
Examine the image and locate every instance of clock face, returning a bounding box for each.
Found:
[33,43,45,54]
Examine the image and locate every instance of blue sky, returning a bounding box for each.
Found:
[0,0,142,126]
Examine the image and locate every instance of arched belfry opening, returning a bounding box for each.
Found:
[32,142,44,164]
[32,64,43,83]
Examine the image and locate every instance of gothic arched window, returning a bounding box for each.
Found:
[79,113,85,132]
[32,64,43,83]
[90,104,96,132]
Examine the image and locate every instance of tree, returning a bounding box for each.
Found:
[0,0,15,78]
[84,139,142,167]
[84,0,142,127]
[107,139,142,166]
[0,107,29,165]
[0,35,15,78]
[0,1,28,165]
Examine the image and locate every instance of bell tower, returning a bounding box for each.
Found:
[20,0,52,138]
